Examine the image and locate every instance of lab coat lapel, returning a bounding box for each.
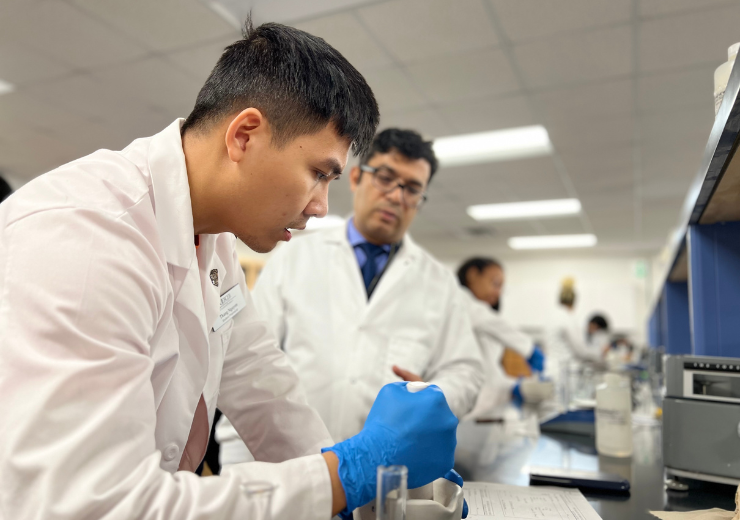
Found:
[323,224,367,310]
[148,119,210,386]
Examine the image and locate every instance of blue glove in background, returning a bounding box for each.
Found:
[443,469,469,519]
[527,346,546,373]
[512,380,524,408]
[323,382,458,513]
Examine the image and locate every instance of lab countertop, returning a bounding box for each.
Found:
[454,416,736,520]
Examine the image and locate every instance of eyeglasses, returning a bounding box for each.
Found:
[359,164,428,209]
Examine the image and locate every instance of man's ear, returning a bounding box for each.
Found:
[349,165,362,193]
[225,108,266,163]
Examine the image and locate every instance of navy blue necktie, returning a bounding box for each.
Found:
[358,242,385,293]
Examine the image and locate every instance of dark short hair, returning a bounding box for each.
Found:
[457,257,502,289]
[181,17,379,156]
[589,314,609,331]
[361,128,439,181]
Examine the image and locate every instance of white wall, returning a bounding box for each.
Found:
[472,256,651,344]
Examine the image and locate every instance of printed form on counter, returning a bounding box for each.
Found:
[464,482,602,520]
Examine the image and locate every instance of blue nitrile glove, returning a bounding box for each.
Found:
[443,469,469,519]
[527,346,546,373]
[512,380,524,408]
[322,382,458,514]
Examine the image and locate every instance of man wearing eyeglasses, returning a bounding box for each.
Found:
[219,129,483,450]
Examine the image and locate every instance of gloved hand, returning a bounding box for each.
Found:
[323,382,458,513]
[443,469,469,519]
[512,380,524,408]
[527,346,546,373]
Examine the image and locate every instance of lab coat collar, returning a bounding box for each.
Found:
[148,118,196,269]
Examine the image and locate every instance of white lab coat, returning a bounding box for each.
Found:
[0,120,335,520]
[242,224,484,443]
[545,306,601,366]
[462,288,534,419]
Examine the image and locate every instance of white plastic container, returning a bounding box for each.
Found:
[714,42,740,116]
[595,373,633,458]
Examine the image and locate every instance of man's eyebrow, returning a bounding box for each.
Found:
[375,164,424,189]
[317,158,344,177]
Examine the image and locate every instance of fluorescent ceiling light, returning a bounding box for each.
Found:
[305,214,345,231]
[0,79,15,96]
[468,198,581,221]
[433,125,552,167]
[508,234,597,250]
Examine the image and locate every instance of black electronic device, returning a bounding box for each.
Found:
[529,466,631,493]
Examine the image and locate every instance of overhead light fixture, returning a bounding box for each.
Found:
[304,214,345,231]
[508,234,597,250]
[0,79,15,96]
[433,125,553,168]
[468,198,581,221]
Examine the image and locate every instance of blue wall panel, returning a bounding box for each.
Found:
[648,304,662,349]
[688,222,740,357]
[660,281,692,354]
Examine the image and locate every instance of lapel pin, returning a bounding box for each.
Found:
[210,268,219,287]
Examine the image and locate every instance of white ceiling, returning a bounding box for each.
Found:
[0,0,736,262]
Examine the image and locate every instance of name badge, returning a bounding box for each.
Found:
[212,284,247,331]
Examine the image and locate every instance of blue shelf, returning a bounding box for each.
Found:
[649,56,740,356]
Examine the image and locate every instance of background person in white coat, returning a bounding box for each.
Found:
[0,21,461,520]
[221,128,484,453]
[456,257,551,418]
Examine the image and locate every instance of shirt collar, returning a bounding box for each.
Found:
[148,118,196,269]
[347,217,392,252]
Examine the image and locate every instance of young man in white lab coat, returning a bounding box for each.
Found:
[0,21,461,520]
[224,129,484,446]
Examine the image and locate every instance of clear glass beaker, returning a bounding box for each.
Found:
[377,465,407,520]
[241,481,275,520]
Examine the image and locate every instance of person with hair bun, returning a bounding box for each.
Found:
[544,278,603,381]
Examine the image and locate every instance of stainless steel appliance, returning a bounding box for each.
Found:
[663,355,740,485]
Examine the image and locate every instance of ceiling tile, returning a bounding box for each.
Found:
[535,79,633,124]
[92,58,203,116]
[164,37,237,82]
[639,0,735,18]
[364,65,427,112]
[379,107,451,138]
[639,107,713,147]
[538,216,587,235]
[638,66,716,114]
[514,25,632,89]
[295,12,393,74]
[71,0,237,52]
[405,48,520,104]
[0,1,147,69]
[0,41,72,86]
[27,74,177,128]
[439,94,537,134]
[359,0,498,64]
[548,114,634,151]
[559,145,633,180]
[490,0,631,44]
[639,4,740,73]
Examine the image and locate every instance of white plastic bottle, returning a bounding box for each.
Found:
[714,42,740,116]
[595,373,633,458]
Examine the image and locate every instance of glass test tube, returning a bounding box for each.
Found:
[377,465,407,520]
[241,481,275,520]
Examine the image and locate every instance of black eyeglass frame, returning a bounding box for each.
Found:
[359,164,428,209]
